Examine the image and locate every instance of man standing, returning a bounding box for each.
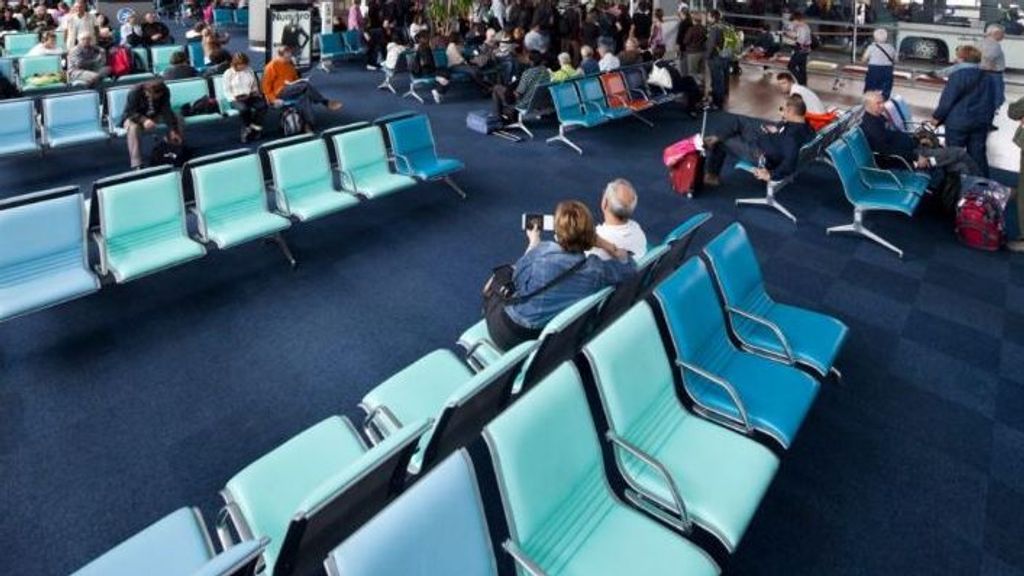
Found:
[980,23,1006,111]
[63,0,96,51]
[705,9,729,108]
[123,81,183,169]
[591,179,647,260]
[784,11,811,85]
[1007,95,1024,252]
[931,46,997,177]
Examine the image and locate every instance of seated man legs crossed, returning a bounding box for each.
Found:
[262,45,342,132]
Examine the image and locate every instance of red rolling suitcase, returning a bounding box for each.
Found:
[663,105,708,198]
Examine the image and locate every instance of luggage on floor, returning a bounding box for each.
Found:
[663,135,704,197]
[955,176,1014,251]
[149,137,192,168]
[279,107,304,136]
[466,109,501,134]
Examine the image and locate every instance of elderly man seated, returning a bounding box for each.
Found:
[590,178,648,260]
[67,31,110,88]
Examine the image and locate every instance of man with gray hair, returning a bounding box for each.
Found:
[591,178,647,260]
[67,31,110,88]
[981,23,1006,110]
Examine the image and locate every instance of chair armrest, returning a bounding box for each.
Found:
[337,169,359,194]
[859,166,904,190]
[726,306,795,364]
[675,359,753,433]
[362,404,401,444]
[188,205,208,242]
[391,151,413,173]
[503,540,548,576]
[216,500,254,549]
[91,230,108,277]
[875,152,914,172]
[629,87,650,100]
[605,431,692,532]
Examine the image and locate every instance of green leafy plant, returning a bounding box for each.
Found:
[425,0,475,35]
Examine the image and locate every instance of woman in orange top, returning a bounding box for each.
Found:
[262,46,342,131]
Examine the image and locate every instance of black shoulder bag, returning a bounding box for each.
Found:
[482,256,587,309]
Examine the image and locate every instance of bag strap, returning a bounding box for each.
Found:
[873,43,894,64]
[507,256,588,305]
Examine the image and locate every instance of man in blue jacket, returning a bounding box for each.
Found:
[703,94,814,186]
[930,45,997,177]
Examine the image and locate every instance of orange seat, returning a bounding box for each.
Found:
[599,72,654,112]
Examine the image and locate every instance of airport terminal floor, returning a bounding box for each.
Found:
[3,22,1024,576]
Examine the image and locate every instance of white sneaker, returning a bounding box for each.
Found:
[366,64,379,71]
[249,123,263,132]
[431,89,442,104]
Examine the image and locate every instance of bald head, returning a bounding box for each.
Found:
[602,178,638,223]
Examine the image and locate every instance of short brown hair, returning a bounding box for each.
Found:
[231,51,249,66]
[785,94,807,117]
[956,44,981,63]
[554,200,597,253]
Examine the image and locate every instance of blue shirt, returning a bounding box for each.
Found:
[505,241,635,329]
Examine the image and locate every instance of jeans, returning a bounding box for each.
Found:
[707,55,729,107]
[124,116,181,168]
[706,115,762,176]
[944,126,990,178]
[788,49,809,85]
[277,81,329,129]
[231,94,267,127]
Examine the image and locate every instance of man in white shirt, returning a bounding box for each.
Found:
[597,43,620,72]
[775,71,824,114]
[591,178,647,260]
[27,30,63,55]
[63,0,95,50]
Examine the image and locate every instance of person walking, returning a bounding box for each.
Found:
[862,27,896,99]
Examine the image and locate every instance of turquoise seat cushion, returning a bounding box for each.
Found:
[225,416,368,573]
[71,507,211,576]
[0,250,99,320]
[269,140,360,221]
[191,154,290,248]
[348,168,417,199]
[47,124,109,148]
[399,155,464,181]
[191,539,265,576]
[106,221,206,282]
[328,452,497,576]
[733,299,849,377]
[386,116,465,181]
[334,127,416,198]
[361,349,474,434]
[584,303,778,551]
[0,136,39,155]
[485,364,719,576]
[206,204,290,248]
[286,184,360,221]
[0,99,39,155]
[861,167,930,193]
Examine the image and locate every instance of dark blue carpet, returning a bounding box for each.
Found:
[1,26,1023,576]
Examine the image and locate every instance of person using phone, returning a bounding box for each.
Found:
[224,52,267,142]
[123,80,183,169]
[485,200,635,350]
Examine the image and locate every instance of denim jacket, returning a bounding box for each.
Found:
[505,241,636,329]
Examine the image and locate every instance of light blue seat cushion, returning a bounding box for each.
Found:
[333,127,416,199]
[286,182,360,221]
[206,205,290,248]
[71,508,211,576]
[457,319,504,368]
[386,116,465,180]
[47,125,109,148]
[268,140,360,221]
[191,540,264,576]
[361,349,474,433]
[191,154,290,248]
[327,451,497,576]
[0,99,40,155]
[0,252,99,321]
[106,223,207,282]
[401,155,464,180]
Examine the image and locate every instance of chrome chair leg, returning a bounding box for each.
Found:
[443,176,467,199]
[830,366,843,385]
[826,210,904,258]
[272,233,297,269]
[545,126,583,155]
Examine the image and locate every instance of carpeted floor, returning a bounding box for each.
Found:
[1,26,1023,576]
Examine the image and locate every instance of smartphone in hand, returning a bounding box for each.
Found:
[521,213,554,232]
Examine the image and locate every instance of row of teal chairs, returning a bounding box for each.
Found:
[212,7,249,27]
[64,216,848,575]
[0,45,166,95]
[317,30,367,72]
[0,113,465,323]
[0,30,66,57]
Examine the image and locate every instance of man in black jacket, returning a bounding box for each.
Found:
[123,80,183,169]
[703,95,814,186]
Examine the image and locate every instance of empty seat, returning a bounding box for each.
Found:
[186,41,206,71]
[324,450,498,576]
[93,167,207,283]
[264,137,360,221]
[643,211,714,291]
[234,8,249,25]
[168,78,222,124]
[600,71,655,124]
[384,114,466,197]
[583,302,779,553]
[0,186,100,322]
[220,416,430,576]
[213,7,235,26]
[483,362,720,576]
[360,341,536,474]
[105,86,135,135]
[343,30,366,55]
[186,150,293,263]
[150,45,180,75]
[825,139,922,258]
[703,223,848,379]
[17,54,63,92]
[0,97,41,156]
[4,33,38,57]
[41,91,109,148]
[317,32,349,67]
[547,82,608,155]
[71,507,267,576]
[652,258,819,449]
[331,125,417,199]
[578,76,632,121]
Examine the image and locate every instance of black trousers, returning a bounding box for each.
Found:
[788,50,809,85]
[231,95,268,127]
[484,294,541,352]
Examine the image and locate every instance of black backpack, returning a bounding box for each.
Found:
[280,107,305,136]
[180,96,219,117]
[149,138,192,168]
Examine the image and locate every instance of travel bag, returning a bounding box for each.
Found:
[955,176,1013,251]
[466,109,501,134]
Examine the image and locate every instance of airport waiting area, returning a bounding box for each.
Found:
[1,3,1023,576]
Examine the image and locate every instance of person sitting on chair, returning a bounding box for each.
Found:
[262,45,342,132]
[123,80,183,169]
[141,12,172,46]
[26,30,63,56]
[224,52,267,142]
[590,178,647,260]
[67,32,111,88]
[493,49,550,123]
[485,200,635,350]
[161,50,196,79]
[703,94,815,186]
[549,51,581,82]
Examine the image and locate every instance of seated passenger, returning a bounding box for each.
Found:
[26,30,63,56]
[549,51,581,82]
[161,50,196,80]
[579,44,599,75]
[485,200,636,349]
[123,80,183,169]
[590,178,647,260]
[95,13,115,49]
[597,43,620,71]
[703,94,815,186]
[861,90,979,176]
[408,33,451,103]
[617,37,643,66]
[492,49,550,122]
[224,52,267,142]
[262,45,342,132]
[120,13,143,46]
[27,4,57,33]
[202,47,232,77]
[141,12,172,46]
[67,32,110,88]
[775,71,824,114]
[0,7,22,31]
[444,32,493,94]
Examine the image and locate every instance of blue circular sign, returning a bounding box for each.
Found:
[117,7,135,24]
